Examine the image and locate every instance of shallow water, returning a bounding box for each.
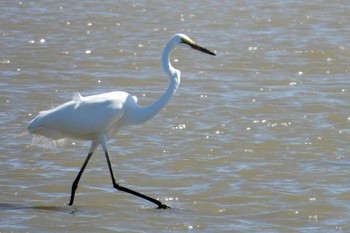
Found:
[1,0,350,232]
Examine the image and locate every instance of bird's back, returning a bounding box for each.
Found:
[28,91,130,141]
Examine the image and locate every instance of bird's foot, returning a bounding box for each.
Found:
[157,203,171,209]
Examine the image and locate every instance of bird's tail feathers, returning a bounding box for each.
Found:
[30,134,67,150]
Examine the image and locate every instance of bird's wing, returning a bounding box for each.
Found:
[67,92,128,137]
[29,92,129,140]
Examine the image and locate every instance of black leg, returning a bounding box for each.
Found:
[68,144,96,206]
[104,150,169,209]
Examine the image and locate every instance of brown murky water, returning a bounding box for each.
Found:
[1,0,350,232]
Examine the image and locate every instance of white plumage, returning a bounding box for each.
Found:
[28,33,215,209]
[29,91,130,141]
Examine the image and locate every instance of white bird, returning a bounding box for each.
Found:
[28,33,216,209]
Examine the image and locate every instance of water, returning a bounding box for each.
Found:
[1,0,350,232]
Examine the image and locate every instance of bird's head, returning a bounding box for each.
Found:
[175,34,216,56]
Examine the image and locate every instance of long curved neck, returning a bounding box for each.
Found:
[130,38,180,124]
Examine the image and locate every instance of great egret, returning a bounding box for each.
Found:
[28,34,216,209]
